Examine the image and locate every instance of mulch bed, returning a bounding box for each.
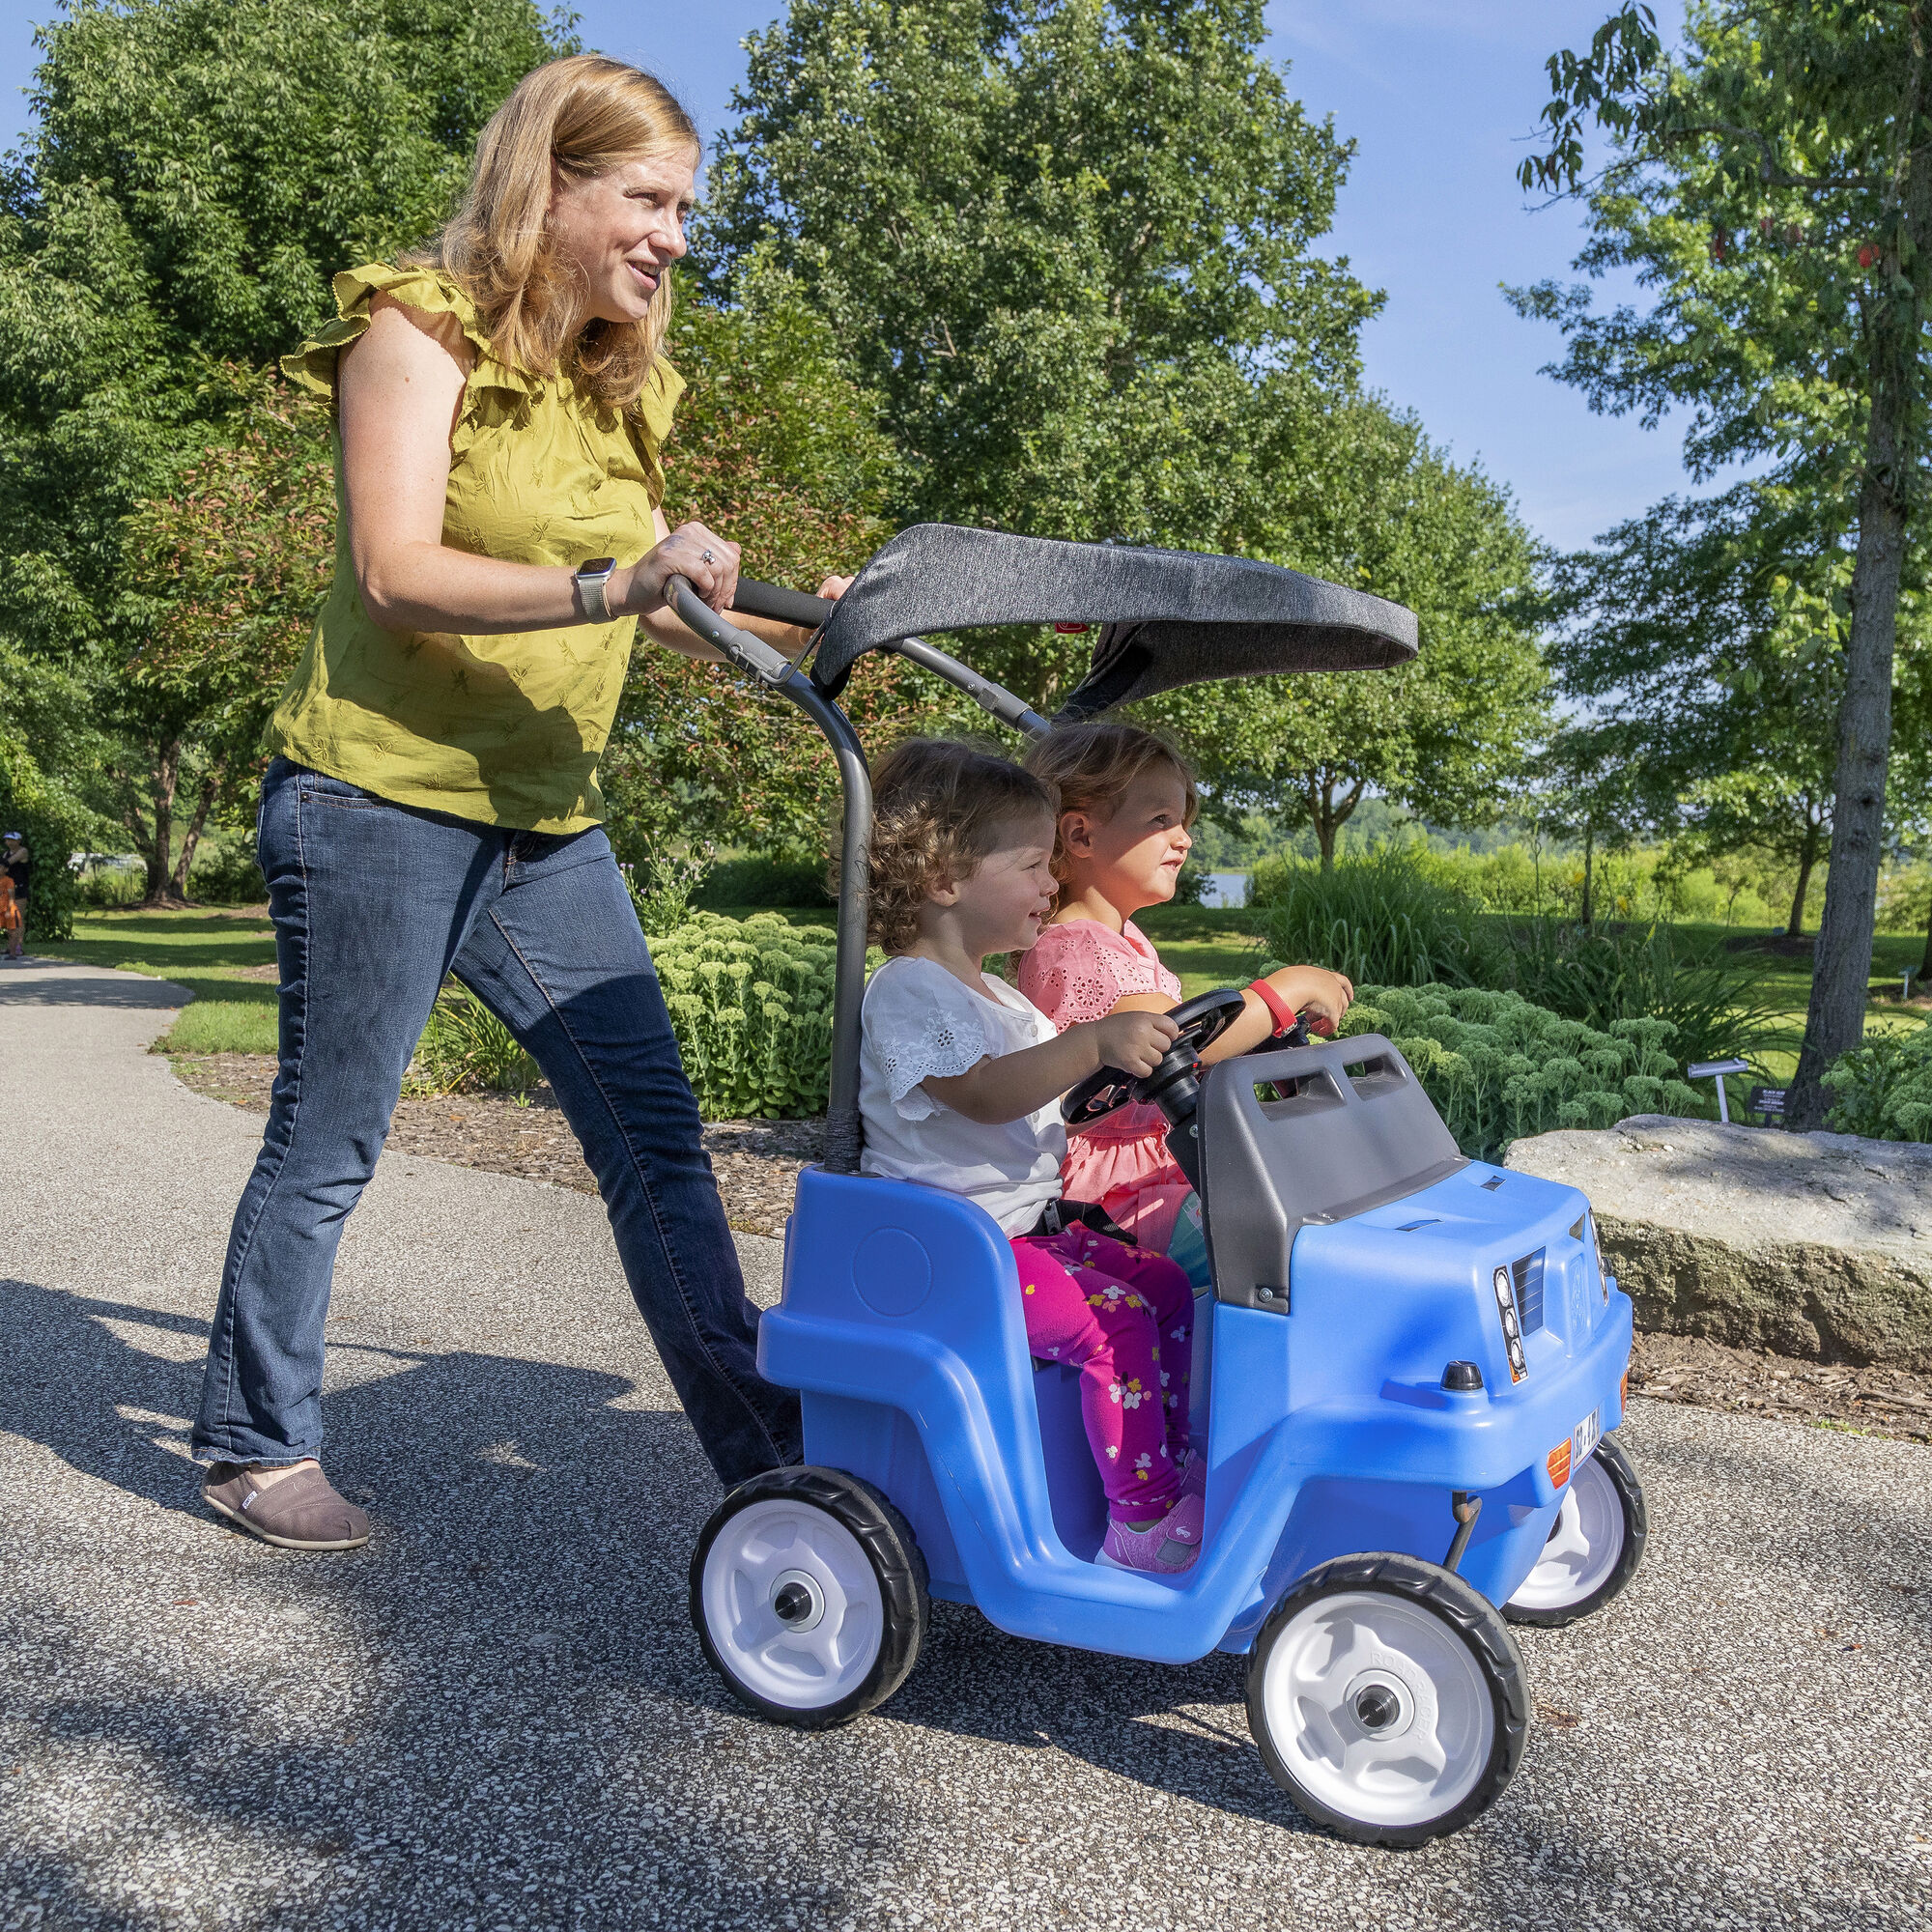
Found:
[169,1051,1932,1443]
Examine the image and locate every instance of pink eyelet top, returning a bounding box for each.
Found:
[1015,918,1194,1252]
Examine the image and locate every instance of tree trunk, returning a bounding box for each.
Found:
[120,739,181,905]
[1788,336,1916,1127]
[1308,772,1365,872]
[166,764,221,900]
[1580,826,1595,928]
[1919,882,1932,984]
[1787,814,1822,937]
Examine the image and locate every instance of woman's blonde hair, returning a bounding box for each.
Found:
[413,54,697,410]
[1023,723,1199,893]
[866,740,1059,954]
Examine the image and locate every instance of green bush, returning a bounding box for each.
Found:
[655,912,840,1119]
[408,984,540,1096]
[187,838,266,905]
[1332,983,1705,1161]
[694,855,834,910]
[1252,847,1492,987]
[1823,1020,1932,1142]
[0,781,82,942]
[624,847,713,938]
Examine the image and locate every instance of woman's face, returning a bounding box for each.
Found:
[549,148,696,328]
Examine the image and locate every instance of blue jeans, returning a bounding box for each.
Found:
[192,759,802,1486]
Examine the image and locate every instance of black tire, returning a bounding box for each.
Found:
[1245,1551,1529,1848]
[1502,1435,1647,1630]
[689,1465,929,1729]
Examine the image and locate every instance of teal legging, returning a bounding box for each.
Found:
[1166,1191,1213,1293]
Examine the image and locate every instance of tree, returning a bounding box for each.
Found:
[0,0,567,897]
[601,286,949,860]
[1168,401,1549,867]
[702,0,1380,709]
[1548,485,1858,936]
[1519,1,1932,1123]
[118,362,336,899]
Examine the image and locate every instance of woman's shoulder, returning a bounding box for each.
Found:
[280,263,526,401]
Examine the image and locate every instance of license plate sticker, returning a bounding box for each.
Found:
[1573,1407,1603,1462]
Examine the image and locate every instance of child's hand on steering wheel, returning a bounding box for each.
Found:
[1087,1009,1179,1079]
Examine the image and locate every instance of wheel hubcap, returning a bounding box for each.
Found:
[1508,1454,1624,1611]
[700,1499,883,1710]
[1259,1589,1494,1829]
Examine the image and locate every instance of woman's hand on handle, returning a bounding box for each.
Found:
[618,522,741,617]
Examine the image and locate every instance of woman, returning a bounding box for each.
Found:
[192,55,833,1550]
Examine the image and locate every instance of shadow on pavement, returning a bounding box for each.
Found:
[0,962,187,1007]
[0,1278,870,1927]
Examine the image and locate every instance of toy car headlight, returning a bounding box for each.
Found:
[1492,1265,1528,1383]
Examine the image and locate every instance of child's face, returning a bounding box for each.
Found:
[1063,765,1193,914]
[931,813,1060,955]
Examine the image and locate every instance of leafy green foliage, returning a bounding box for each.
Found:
[694,856,836,911]
[1516,2,1932,1123]
[654,913,841,1120]
[1337,982,1703,1161]
[1253,847,1483,988]
[623,847,715,940]
[1823,1018,1932,1143]
[408,984,540,1097]
[1255,847,1789,1081]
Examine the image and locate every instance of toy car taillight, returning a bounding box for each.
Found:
[1492,1265,1529,1382]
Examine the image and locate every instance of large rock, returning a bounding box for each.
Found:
[1505,1114,1932,1371]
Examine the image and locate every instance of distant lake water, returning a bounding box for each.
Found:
[1196,870,1247,910]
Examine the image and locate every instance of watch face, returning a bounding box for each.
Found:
[579,556,617,578]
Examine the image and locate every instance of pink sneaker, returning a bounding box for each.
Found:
[1096,1492,1205,1574]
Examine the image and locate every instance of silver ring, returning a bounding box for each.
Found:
[700,548,715,564]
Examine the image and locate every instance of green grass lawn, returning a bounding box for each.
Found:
[38,906,281,1054]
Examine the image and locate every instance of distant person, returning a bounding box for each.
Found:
[1,832,28,958]
[193,56,846,1552]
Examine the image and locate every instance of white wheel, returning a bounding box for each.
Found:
[1247,1553,1525,1846]
[1503,1437,1647,1629]
[690,1468,927,1727]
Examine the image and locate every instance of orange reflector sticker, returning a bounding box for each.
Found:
[1547,1439,1573,1489]
[1621,1371,1630,1412]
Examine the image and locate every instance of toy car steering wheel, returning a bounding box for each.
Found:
[1061,986,1249,1127]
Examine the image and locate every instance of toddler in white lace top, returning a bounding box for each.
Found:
[857,739,1208,1573]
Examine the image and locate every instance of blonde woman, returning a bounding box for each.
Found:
[193,57,834,1549]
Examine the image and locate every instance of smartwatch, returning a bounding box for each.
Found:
[574,556,619,623]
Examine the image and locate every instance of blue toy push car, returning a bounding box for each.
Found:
[672,527,1648,1847]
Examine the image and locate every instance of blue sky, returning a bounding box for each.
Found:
[0,0,1706,553]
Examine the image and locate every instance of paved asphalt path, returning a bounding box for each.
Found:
[3,956,1929,1932]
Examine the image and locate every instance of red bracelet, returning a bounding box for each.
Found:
[1248,978,1297,1037]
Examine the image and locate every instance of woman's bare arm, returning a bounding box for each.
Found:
[338,296,749,638]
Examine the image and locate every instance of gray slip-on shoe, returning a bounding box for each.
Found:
[202,1462,371,1551]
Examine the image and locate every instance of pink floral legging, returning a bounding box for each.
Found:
[1010,1226,1194,1520]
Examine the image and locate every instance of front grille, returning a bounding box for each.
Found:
[1513,1250,1546,1333]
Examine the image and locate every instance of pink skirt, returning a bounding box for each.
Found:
[1063,1107,1192,1254]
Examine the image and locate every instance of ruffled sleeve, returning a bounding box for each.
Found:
[628,356,684,508]
[279,263,536,413]
[1017,921,1144,1032]
[861,959,995,1122]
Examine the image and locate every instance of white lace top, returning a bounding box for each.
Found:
[859,954,1066,1236]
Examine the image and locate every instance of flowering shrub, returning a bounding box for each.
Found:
[1334,983,1705,1160]
[1823,1020,1932,1142]
[654,912,842,1120]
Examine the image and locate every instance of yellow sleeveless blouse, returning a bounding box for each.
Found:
[270,263,683,833]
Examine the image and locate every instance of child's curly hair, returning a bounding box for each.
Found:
[1022,723,1199,893]
[866,739,1059,953]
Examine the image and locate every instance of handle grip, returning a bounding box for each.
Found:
[731,576,838,629]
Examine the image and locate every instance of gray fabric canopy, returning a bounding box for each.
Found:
[810,524,1418,714]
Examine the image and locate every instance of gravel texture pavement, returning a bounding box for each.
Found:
[3,955,1930,1931]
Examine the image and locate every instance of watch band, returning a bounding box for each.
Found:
[1248,978,1297,1037]
[575,555,618,624]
